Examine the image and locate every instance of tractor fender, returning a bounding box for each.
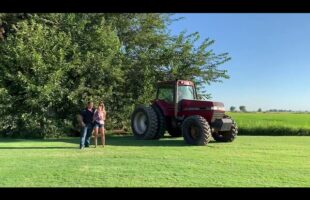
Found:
[152,100,174,117]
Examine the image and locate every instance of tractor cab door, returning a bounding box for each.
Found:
[156,84,174,104]
[155,83,175,117]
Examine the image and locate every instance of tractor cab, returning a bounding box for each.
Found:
[155,80,198,118]
[155,80,222,121]
[156,80,197,103]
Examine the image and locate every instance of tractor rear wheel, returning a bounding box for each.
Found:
[212,119,238,142]
[151,105,166,139]
[182,115,211,145]
[131,105,158,140]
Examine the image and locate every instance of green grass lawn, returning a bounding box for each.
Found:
[228,112,310,135]
[0,135,309,187]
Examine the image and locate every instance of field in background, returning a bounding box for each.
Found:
[228,112,310,136]
[0,136,309,187]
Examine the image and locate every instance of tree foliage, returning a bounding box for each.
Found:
[230,106,236,112]
[239,106,247,112]
[0,13,231,137]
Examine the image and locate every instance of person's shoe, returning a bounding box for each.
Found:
[80,146,85,150]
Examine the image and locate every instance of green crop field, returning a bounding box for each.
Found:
[228,112,310,136]
[0,135,309,187]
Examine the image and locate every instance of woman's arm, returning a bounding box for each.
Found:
[103,110,107,120]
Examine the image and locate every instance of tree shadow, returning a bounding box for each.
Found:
[0,137,79,143]
[0,135,222,148]
[0,138,80,149]
[0,147,77,149]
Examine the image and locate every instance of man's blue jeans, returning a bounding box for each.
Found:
[80,123,93,148]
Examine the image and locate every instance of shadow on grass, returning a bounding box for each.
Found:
[3,126,308,149]
[0,138,80,149]
[0,135,220,147]
[104,135,221,147]
[0,147,77,149]
[0,138,79,143]
[106,135,186,147]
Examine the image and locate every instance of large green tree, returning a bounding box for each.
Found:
[0,14,121,137]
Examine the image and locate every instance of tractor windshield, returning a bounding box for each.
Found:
[178,85,196,101]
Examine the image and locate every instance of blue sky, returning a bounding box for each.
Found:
[168,14,310,111]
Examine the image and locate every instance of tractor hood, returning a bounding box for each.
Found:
[180,99,225,111]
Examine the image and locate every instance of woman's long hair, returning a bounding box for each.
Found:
[99,102,105,111]
[98,102,106,119]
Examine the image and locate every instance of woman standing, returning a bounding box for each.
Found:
[93,102,106,147]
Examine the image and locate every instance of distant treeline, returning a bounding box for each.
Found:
[230,110,310,113]
[230,106,309,113]
[265,109,309,113]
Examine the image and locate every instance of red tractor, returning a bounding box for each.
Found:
[131,80,238,145]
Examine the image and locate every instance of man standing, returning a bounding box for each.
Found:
[78,101,95,149]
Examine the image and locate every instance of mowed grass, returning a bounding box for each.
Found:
[0,135,309,187]
[228,112,310,135]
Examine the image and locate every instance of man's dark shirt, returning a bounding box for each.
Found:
[80,108,95,125]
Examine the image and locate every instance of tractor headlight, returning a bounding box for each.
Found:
[211,106,225,111]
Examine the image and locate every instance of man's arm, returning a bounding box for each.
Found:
[77,114,85,127]
[92,110,97,123]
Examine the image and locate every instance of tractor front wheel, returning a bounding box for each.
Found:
[131,105,158,140]
[182,115,211,145]
[212,119,238,142]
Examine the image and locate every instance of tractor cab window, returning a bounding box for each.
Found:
[157,86,174,103]
[178,85,195,101]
